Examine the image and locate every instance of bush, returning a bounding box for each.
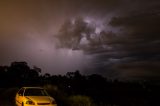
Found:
[1,88,19,100]
[43,84,69,106]
[0,87,19,106]
[68,95,94,106]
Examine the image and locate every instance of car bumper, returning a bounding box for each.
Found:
[16,102,57,106]
[24,104,57,106]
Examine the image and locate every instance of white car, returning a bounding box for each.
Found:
[15,87,57,106]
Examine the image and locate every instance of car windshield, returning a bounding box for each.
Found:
[24,88,48,96]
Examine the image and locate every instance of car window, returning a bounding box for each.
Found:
[24,88,48,96]
[18,88,24,96]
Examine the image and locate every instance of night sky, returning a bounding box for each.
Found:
[0,0,160,80]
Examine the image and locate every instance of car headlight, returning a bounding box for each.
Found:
[51,100,56,104]
[26,100,35,105]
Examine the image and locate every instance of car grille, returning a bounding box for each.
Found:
[37,103,50,105]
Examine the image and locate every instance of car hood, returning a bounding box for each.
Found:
[26,96,53,103]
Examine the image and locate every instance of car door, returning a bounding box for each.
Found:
[16,88,25,106]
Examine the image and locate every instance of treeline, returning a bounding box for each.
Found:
[0,61,160,106]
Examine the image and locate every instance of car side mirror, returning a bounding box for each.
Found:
[18,93,22,96]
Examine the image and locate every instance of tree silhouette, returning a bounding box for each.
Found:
[0,66,8,87]
[0,61,160,106]
[0,61,41,87]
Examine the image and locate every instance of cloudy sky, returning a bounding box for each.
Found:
[0,0,160,80]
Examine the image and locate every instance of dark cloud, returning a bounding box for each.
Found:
[112,61,160,80]
[55,17,97,50]
[55,0,160,80]
[107,4,160,79]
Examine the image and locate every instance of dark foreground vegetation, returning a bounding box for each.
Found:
[0,61,160,106]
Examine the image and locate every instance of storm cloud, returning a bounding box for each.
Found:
[55,0,160,80]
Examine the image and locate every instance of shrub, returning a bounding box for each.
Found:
[68,95,94,106]
[43,84,69,106]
